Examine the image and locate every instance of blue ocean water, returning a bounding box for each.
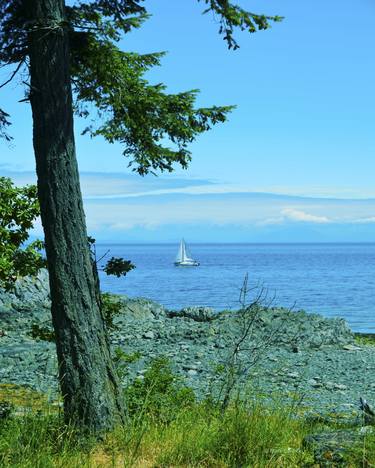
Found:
[97,243,375,333]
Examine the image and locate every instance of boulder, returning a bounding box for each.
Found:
[116,297,166,321]
[167,306,216,322]
[0,269,51,329]
[0,269,50,312]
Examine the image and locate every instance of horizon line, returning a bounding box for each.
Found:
[94,241,375,245]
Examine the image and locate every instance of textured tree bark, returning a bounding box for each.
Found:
[27,0,125,432]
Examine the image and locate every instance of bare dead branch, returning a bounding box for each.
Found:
[216,273,304,411]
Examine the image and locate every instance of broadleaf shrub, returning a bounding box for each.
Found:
[101,292,123,331]
[0,177,46,289]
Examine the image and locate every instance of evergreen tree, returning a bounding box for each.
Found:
[0,0,281,432]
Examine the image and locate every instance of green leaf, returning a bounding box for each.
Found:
[0,177,45,289]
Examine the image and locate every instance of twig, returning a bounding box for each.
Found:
[0,60,25,89]
[96,249,110,264]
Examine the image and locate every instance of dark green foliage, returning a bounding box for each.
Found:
[29,323,55,342]
[199,0,283,50]
[0,1,281,173]
[124,357,195,423]
[0,401,14,420]
[70,33,234,175]
[0,177,46,289]
[89,237,135,278]
[67,0,149,41]
[101,292,123,331]
[102,257,135,278]
[113,348,142,380]
[0,1,28,64]
[0,109,12,141]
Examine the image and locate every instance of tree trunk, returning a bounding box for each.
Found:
[27,0,125,432]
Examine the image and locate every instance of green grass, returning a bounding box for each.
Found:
[0,400,315,467]
[2,394,375,467]
[1,358,375,467]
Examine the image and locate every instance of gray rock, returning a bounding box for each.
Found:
[116,297,166,321]
[286,372,299,379]
[343,344,362,351]
[308,379,323,388]
[183,363,200,371]
[334,383,348,391]
[143,331,155,340]
[1,271,373,424]
[0,269,50,312]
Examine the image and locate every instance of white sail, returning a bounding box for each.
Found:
[183,241,194,261]
[175,240,184,262]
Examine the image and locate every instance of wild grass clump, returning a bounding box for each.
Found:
[151,401,313,467]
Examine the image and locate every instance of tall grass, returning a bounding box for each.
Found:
[0,401,315,467]
[0,412,94,467]
[1,359,374,467]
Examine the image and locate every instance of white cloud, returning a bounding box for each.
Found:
[5,169,375,239]
[258,208,331,226]
[281,208,330,224]
[82,199,340,233]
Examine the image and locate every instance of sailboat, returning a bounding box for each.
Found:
[174,239,200,266]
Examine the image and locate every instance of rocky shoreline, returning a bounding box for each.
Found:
[1,270,375,422]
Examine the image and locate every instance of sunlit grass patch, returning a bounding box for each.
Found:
[355,333,375,346]
[0,383,52,411]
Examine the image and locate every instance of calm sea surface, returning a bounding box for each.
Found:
[96,243,375,333]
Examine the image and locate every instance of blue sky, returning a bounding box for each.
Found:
[1,0,375,241]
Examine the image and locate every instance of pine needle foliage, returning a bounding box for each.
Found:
[0,0,281,174]
[0,109,12,141]
[199,0,283,50]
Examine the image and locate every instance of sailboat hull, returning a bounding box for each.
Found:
[174,261,200,267]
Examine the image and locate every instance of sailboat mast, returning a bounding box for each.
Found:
[181,239,186,262]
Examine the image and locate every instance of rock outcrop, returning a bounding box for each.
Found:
[2,270,374,424]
